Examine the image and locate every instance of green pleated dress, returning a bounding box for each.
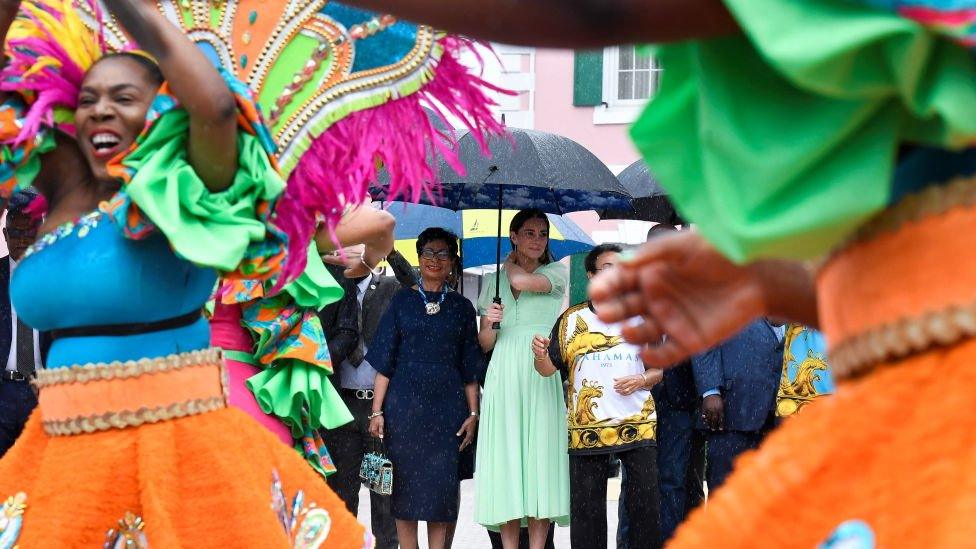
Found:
[474,263,571,529]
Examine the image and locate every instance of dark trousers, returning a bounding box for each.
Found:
[705,430,765,493]
[0,380,36,457]
[323,393,398,549]
[486,525,555,549]
[570,446,660,549]
[655,406,706,545]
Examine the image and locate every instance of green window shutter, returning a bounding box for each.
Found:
[573,49,604,107]
[569,253,589,306]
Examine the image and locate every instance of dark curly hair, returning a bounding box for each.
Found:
[416,227,461,288]
[584,243,623,274]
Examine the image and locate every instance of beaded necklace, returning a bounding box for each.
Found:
[417,282,447,316]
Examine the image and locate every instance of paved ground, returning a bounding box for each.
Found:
[358,478,621,548]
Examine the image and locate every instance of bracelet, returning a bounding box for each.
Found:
[469,411,479,417]
[368,411,383,419]
[362,255,385,276]
[641,371,650,385]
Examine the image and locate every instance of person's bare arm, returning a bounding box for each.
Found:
[102,0,238,191]
[589,231,818,368]
[342,0,738,48]
[316,205,395,278]
[0,0,21,106]
[505,254,552,294]
[0,1,20,58]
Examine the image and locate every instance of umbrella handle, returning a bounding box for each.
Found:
[491,296,502,330]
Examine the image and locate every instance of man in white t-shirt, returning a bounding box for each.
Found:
[533,243,663,549]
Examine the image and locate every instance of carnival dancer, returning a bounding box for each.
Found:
[341,0,976,546]
[0,0,369,545]
[476,209,570,549]
[212,202,397,478]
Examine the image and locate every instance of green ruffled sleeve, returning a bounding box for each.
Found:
[284,244,344,308]
[238,256,352,438]
[107,107,285,272]
[245,360,352,435]
[632,0,976,262]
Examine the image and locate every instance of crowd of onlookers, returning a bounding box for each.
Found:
[0,202,829,549]
[311,207,832,549]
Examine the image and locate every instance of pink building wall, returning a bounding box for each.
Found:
[533,49,641,170]
[531,49,644,240]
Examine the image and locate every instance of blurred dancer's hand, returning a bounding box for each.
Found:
[589,231,767,368]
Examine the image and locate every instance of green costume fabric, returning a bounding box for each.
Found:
[632,0,976,261]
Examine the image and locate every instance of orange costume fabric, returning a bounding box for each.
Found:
[669,189,976,547]
[0,355,370,548]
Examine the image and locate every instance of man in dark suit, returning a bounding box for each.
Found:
[319,250,412,549]
[624,223,706,546]
[0,190,47,456]
[693,319,784,491]
[649,359,706,544]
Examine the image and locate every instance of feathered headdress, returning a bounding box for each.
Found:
[0,0,104,142]
[0,0,508,285]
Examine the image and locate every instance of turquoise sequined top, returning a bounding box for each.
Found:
[12,206,216,368]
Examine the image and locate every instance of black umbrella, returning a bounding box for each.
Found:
[374,127,632,327]
[599,159,683,224]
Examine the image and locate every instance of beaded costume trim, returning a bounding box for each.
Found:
[838,175,976,252]
[43,396,227,436]
[34,348,223,387]
[829,302,976,379]
[37,348,230,436]
[828,177,976,378]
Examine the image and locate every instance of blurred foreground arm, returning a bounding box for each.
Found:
[589,231,818,368]
[342,0,738,48]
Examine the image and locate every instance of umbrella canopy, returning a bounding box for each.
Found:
[375,127,627,323]
[375,128,633,214]
[598,159,682,224]
[384,202,594,267]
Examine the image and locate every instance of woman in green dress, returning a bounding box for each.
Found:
[476,208,570,549]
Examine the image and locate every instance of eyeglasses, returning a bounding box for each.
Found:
[420,249,452,261]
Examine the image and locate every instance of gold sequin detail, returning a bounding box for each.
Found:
[34,348,221,388]
[43,396,227,436]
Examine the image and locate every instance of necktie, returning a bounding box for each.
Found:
[15,319,35,377]
[348,285,366,367]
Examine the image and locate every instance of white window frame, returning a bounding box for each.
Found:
[593,46,661,125]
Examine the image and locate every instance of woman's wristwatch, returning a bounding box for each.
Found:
[368,411,383,419]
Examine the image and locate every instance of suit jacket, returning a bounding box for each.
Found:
[692,319,783,432]
[0,256,51,370]
[317,264,359,367]
[319,252,413,389]
[652,359,699,412]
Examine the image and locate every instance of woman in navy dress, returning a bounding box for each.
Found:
[368,227,483,549]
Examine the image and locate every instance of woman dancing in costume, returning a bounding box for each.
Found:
[343,0,976,546]
[0,0,371,545]
[212,201,396,477]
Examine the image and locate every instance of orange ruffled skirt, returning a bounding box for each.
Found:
[0,349,370,548]
[670,182,976,547]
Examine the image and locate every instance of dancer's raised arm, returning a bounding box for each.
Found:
[342,0,738,47]
[101,0,237,191]
[0,0,20,57]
